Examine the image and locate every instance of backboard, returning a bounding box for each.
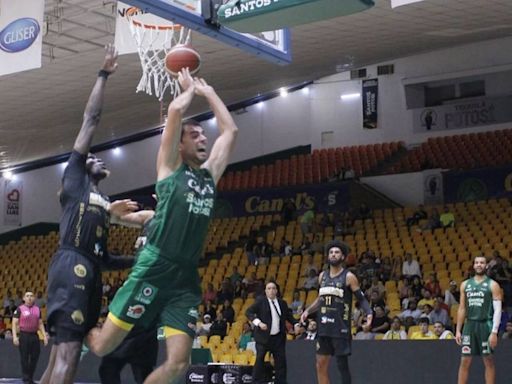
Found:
[121,0,291,65]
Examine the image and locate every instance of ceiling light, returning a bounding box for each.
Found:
[279,88,288,97]
[302,87,310,95]
[113,147,121,156]
[3,170,13,180]
[341,93,361,100]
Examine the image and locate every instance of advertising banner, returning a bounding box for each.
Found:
[0,0,44,76]
[362,79,378,129]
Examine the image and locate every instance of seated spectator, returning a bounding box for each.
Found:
[221,299,235,325]
[400,300,422,323]
[298,320,318,340]
[302,270,319,291]
[402,288,417,310]
[203,283,217,304]
[2,290,12,313]
[420,304,433,321]
[203,300,217,320]
[433,321,454,340]
[366,276,386,301]
[399,278,411,300]
[383,317,407,340]
[290,291,304,316]
[424,272,442,297]
[357,203,372,220]
[217,279,234,304]
[359,251,379,279]
[229,266,243,285]
[444,280,460,309]
[390,256,402,281]
[418,289,436,310]
[369,291,386,313]
[429,298,451,327]
[402,253,422,280]
[379,257,393,282]
[34,291,46,308]
[238,322,253,350]
[245,235,258,265]
[4,299,16,317]
[370,306,390,334]
[411,276,424,299]
[234,280,247,299]
[410,318,436,340]
[502,321,512,340]
[406,205,428,228]
[299,236,312,256]
[403,316,416,334]
[257,239,273,264]
[196,314,213,336]
[209,312,228,340]
[439,206,455,228]
[354,320,375,340]
[421,208,441,231]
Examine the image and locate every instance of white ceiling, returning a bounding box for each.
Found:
[1,0,512,169]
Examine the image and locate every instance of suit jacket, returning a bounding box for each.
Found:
[246,296,297,344]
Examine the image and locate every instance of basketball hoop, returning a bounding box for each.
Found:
[125,7,191,100]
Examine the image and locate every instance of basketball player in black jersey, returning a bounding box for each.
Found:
[301,240,373,384]
[40,45,140,384]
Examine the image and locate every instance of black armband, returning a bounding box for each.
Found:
[354,289,372,315]
[98,70,110,79]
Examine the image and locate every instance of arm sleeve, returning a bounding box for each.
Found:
[492,300,502,333]
[101,252,135,271]
[61,151,88,200]
[354,289,372,315]
[12,308,20,319]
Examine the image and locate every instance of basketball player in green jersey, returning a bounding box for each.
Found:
[456,256,502,384]
[87,68,238,384]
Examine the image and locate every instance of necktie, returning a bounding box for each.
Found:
[271,300,281,317]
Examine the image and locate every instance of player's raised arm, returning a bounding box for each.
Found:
[157,68,196,181]
[197,78,239,184]
[73,44,118,155]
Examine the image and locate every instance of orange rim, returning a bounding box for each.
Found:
[125,7,184,31]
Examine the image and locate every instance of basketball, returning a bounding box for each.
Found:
[165,45,201,77]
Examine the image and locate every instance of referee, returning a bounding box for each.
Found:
[12,291,48,384]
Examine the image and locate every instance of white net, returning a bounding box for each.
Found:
[126,13,191,101]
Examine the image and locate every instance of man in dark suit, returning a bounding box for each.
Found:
[246,281,299,384]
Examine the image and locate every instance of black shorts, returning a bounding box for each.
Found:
[46,249,102,343]
[316,336,351,356]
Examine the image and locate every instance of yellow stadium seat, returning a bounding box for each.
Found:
[234,354,249,365]
[209,335,221,347]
